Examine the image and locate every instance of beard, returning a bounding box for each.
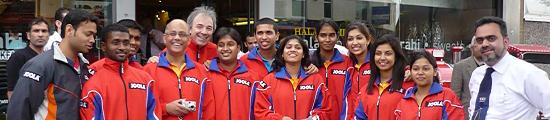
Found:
[481,46,504,64]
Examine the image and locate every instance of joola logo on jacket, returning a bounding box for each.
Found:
[426,101,444,107]
[235,78,251,86]
[363,70,371,75]
[332,69,346,75]
[298,84,315,90]
[23,71,40,81]
[129,83,146,90]
[185,77,199,84]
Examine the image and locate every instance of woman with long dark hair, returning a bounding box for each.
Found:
[352,34,415,120]
[309,18,352,119]
[340,21,375,120]
[254,35,332,120]
[395,50,465,120]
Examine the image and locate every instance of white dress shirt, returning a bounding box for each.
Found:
[44,31,62,51]
[468,52,550,119]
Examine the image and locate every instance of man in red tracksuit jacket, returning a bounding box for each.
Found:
[201,27,261,120]
[254,67,333,119]
[395,82,465,120]
[143,19,208,120]
[80,24,160,120]
[202,59,261,119]
[185,6,218,64]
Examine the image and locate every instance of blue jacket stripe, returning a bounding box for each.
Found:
[146,83,159,120]
[250,82,258,120]
[93,93,105,120]
[354,102,367,120]
[198,79,207,120]
[442,105,449,120]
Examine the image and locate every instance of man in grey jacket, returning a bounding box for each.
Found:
[451,37,484,119]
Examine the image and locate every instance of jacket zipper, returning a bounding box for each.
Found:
[325,67,329,87]
[376,93,381,120]
[119,63,129,120]
[227,78,232,120]
[417,106,421,120]
[294,91,297,119]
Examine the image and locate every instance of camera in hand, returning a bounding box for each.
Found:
[178,99,196,111]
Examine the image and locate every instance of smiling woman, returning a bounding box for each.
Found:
[253,35,333,120]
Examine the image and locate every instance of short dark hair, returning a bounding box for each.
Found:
[60,9,99,38]
[409,49,440,83]
[28,17,50,32]
[315,18,339,36]
[99,24,129,42]
[366,34,407,94]
[117,19,144,32]
[273,35,311,71]
[474,16,507,37]
[255,17,278,32]
[213,27,242,46]
[55,7,71,21]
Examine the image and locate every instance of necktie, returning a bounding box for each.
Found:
[472,68,495,120]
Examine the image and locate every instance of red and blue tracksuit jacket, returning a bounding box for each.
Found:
[81,58,160,120]
[350,77,415,120]
[341,53,373,120]
[253,66,333,119]
[310,49,352,120]
[186,38,218,64]
[202,58,261,120]
[240,47,273,78]
[143,52,208,120]
[395,83,465,120]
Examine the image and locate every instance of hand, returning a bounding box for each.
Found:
[282,116,293,120]
[166,100,190,116]
[147,56,160,63]
[305,64,319,74]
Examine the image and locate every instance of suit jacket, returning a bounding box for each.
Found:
[451,56,479,119]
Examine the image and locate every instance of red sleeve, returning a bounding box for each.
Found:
[310,82,334,119]
[394,100,404,120]
[444,89,466,120]
[80,82,100,120]
[253,79,283,120]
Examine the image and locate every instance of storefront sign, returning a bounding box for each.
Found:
[0,49,15,61]
[401,39,465,52]
[372,6,390,24]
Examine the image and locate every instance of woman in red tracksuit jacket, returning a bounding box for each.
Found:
[202,27,261,119]
[309,19,352,120]
[352,34,415,120]
[81,24,160,120]
[340,21,375,119]
[395,50,465,120]
[254,35,333,120]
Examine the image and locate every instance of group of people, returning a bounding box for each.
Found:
[4,5,550,120]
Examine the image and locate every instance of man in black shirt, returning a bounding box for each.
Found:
[6,18,50,99]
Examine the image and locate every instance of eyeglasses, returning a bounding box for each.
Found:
[474,35,497,44]
[165,32,189,38]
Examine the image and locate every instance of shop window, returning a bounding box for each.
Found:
[292,0,304,17]
[324,0,332,18]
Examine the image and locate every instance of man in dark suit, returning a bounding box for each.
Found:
[451,37,483,119]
